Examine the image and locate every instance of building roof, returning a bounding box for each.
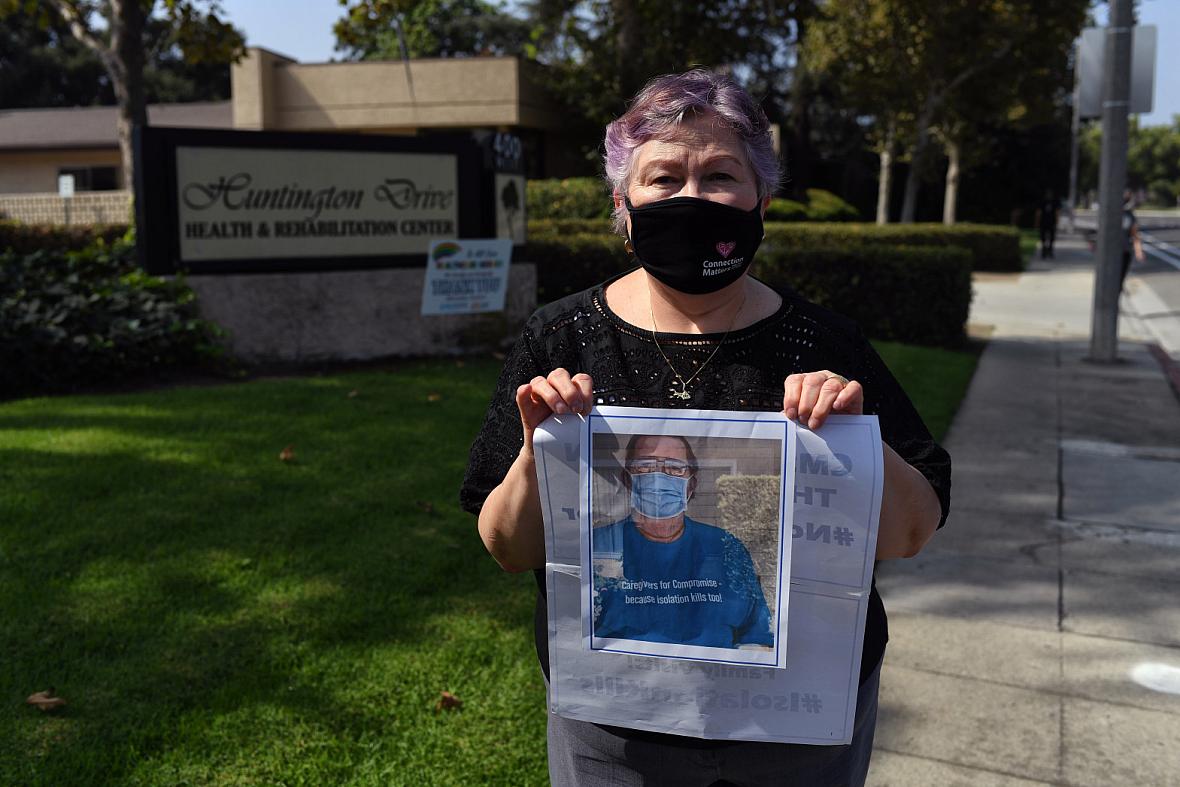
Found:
[0,101,232,150]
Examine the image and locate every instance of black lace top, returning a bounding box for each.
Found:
[460,273,951,741]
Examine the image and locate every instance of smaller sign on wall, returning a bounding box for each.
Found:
[421,238,513,315]
[495,173,527,244]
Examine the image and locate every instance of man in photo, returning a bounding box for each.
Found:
[592,433,773,650]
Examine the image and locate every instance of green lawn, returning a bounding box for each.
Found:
[0,345,975,785]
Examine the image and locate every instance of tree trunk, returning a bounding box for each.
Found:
[109,0,147,194]
[942,138,960,225]
[901,99,936,223]
[612,0,641,101]
[786,15,813,199]
[876,123,895,225]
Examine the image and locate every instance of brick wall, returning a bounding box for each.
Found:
[0,191,132,225]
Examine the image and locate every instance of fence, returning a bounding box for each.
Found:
[0,191,132,225]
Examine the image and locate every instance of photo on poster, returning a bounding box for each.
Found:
[584,411,793,668]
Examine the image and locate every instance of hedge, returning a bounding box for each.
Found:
[521,234,971,347]
[762,222,1021,272]
[0,221,130,256]
[527,178,614,221]
[0,233,223,396]
[766,190,858,222]
[529,218,1020,273]
[526,182,860,224]
[765,198,808,222]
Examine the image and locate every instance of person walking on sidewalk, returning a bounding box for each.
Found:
[1036,189,1060,259]
[1120,189,1146,290]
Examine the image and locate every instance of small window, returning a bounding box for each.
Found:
[57,166,120,191]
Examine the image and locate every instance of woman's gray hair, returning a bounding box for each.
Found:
[603,69,781,234]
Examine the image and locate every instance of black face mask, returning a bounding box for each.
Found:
[625,196,764,294]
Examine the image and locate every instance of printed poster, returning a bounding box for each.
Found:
[420,238,512,315]
[534,406,883,744]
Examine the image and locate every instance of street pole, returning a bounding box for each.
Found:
[1067,44,1081,224]
[1089,0,1134,363]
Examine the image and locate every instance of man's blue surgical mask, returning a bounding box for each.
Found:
[630,471,690,519]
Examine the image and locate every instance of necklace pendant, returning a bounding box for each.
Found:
[669,378,692,400]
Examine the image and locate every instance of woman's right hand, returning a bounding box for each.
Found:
[516,368,593,454]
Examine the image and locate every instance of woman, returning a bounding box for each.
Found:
[461,69,950,786]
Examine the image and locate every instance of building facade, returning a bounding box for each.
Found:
[0,48,572,224]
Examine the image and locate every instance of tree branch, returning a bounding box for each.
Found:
[44,0,107,57]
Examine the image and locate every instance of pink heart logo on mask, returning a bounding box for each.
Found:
[716,241,737,258]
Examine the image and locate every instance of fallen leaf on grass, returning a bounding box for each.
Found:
[454,360,465,368]
[347,389,359,399]
[26,689,66,712]
[426,393,442,402]
[278,445,296,462]
[416,500,435,514]
[435,691,462,713]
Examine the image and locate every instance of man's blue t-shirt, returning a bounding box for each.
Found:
[591,516,773,649]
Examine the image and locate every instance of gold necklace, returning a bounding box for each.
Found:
[648,292,745,401]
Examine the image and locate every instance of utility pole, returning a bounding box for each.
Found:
[1089,0,1134,363]
[1067,45,1081,222]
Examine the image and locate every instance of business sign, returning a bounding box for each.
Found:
[176,147,458,262]
[135,127,490,275]
[421,238,512,315]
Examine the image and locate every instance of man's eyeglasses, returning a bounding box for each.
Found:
[625,457,695,478]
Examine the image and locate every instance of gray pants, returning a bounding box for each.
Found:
[547,659,881,787]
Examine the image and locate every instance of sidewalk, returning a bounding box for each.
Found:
[868,233,1180,786]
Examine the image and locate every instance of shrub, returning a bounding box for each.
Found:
[522,233,631,303]
[804,189,859,222]
[757,245,971,347]
[765,198,809,222]
[0,232,223,396]
[529,217,1017,272]
[528,218,614,238]
[527,178,613,221]
[518,236,971,347]
[0,221,129,255]
[762,222,1021,272]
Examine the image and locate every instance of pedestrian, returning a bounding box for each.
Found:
[460,69,950,786]
[1036,189,1059,259]
[1119,189,1147,289]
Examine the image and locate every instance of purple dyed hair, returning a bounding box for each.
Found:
[603,69,781,234]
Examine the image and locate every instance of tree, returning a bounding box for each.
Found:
[0,12,238,109]
[806,0,1086,223]
[0,1,244,194]
[803,0,919,223]
[334,0,531,60]
[1081,117,1180,207]
[932,2,1083,224]
[521,1,796,166]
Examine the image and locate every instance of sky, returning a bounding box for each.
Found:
[216,0,1180,128]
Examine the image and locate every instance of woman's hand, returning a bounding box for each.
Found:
[781,371,941,559]
[477,369,593,573]
[516,368,593,454]
[782,370,863,430]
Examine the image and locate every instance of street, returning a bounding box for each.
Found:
[1071,209,1180,355]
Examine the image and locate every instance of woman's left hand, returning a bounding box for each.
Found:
[783,370,863,430]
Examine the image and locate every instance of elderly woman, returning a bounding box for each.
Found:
[461,69,949,786]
